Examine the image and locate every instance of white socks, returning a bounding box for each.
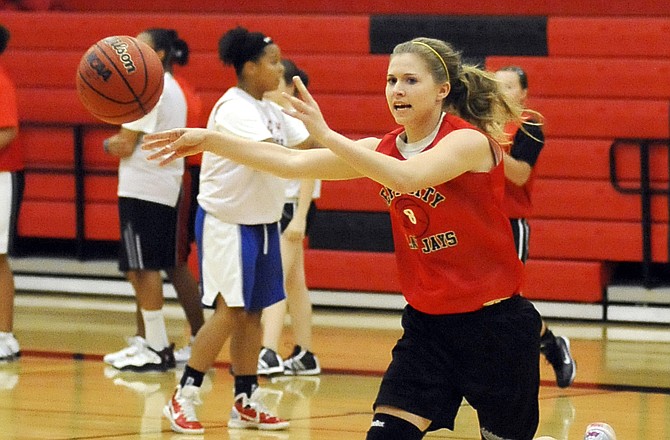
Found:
[141,309,169,351]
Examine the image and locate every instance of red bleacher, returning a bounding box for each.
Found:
[3,12,370,54]
[484,17,670,304]
[3,5,669,309]
[548,18,670,58]
[49,0,670,16]
[486,56,670,99]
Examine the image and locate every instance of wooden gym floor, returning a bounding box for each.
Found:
[1,292,670,439]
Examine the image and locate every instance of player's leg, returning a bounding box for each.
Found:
[165,294,235,434]
[109,198,177,371]
[0,171,20,361]
[366,407,428,440]
[281,235,320,375]
[258,299,286,375]
[167,263,204,362]
[511,217,576,388]
[229,223,289,430]
[167,175,205,363]
[464,296,542,440]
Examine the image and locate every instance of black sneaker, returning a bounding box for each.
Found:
[541,335,576,388]
[283,345,321,376]
[257,347,284,376]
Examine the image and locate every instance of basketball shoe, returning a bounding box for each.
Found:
[0,332,20,362]
[258,347,284,376]
[103,335,146,365]
[584,422,616,440]
[228,390,289,430]
[111,343,175,372]
[164,384,204,434]
[174,337,195,364]
[283,345,321,376]
[541,334,576,388]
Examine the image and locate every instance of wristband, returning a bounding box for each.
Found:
[103,139,110,153]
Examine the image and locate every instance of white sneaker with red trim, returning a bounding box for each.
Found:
[227,390,289,430]
[163,385,204,434]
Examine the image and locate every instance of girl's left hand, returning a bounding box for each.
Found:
[141,128,210,166]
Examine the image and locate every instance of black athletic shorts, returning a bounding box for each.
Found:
[279,201,317,235]
[374,295,542,440]
[118,197,178,272]
[509,217,530,263]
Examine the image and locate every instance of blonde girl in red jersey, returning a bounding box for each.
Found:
[143,37,547,439]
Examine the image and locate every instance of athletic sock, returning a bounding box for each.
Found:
[141,308,169,351]
[180,364,205,388]
[234,375,258,398]
[540,328,556,348]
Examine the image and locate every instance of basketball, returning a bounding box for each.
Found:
[76,35,164,125]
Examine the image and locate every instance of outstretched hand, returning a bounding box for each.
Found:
[141,128,210,166]
[282,76,331,141]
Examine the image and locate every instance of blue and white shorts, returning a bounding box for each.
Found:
[196,206,285,312]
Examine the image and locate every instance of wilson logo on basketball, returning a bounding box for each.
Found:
[105,37,137,74]
[86,52,112,81]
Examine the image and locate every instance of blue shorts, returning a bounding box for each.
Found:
[195,206,285,312]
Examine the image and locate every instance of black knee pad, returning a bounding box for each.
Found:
[365,413,424,440]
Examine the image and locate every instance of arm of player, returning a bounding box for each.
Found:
[502,153,532,186]
[283,178,316,242]
[285,77,495,194]
[141,127,368,181]
[0,127,17,152]
[104,128,140,158]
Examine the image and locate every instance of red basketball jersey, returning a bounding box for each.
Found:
[0,64,23,172]
[376,114,523,314]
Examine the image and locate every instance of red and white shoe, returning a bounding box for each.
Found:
[227,391,289,430]
[163,385,204,434]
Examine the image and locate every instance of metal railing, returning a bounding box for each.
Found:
[609,138,670,287]
[21,122,116,259]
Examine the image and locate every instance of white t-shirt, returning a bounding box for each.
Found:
[117,72,186,207]
[198,87,309,224]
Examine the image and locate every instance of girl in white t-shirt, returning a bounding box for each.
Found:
[164,27,314,434]
[258,59,322,377]
[102,29,204,373]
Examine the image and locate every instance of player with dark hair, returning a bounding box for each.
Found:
[162,27,315,434]
[0,23,23,362]
[258,58,322,376]
[143,28,206,364]
[496,65,576,389]
[102,28,200,372]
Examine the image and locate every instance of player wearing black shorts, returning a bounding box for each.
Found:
[497,66,576,389]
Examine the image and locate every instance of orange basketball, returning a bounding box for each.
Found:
[76,35,164,125]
